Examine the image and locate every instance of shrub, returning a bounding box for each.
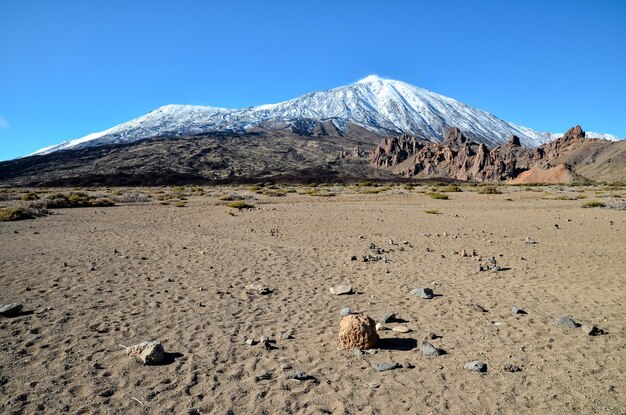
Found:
[263,190,287,197]
[227,201,254,209]
[40,192,115,208]
[0,206,49,222]
[175,201,187,207]
[20,191,40,201]
[582,201,606,208]
[111,192,152,203]
[477,186,500,194]
[605,199,626,210]
[428,192,449,200]
[439,185,461,193]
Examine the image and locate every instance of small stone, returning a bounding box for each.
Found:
[287,371,314,381]
[329,284,353,295]
[340,307,352,317]
[371,362,401,372]
[281,332,293,340]
[280,364,292,370]
[245,338,256,346]
[375,323,387,331]
[368,242,376,249]
[502,363,522,372]
[254,373,272,382]
[125,341,165,365]
[470,303,487,313]
[512,306,526,315]
[0,303,23,317]
[387,240,394,245]
[411,288,434,299]
[398,246,405,251]
[380,313,396,324]
[353,348,364,357]
[581,324,601,336]
[419,341,443,357]
[525,237,536,244]
[368,382,380,389]
[392,325,411,333]
[555,316,580,329]
[91,362,103,370]
[401,362,414,369]
[464,361,487,372]
[350,256,357,261]
[259,335,269,343]
[426,332,438,340]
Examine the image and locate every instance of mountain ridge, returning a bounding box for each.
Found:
[30,75,621,157]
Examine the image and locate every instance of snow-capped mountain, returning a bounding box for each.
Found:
[541,131,621,142]
[30,75,616,156]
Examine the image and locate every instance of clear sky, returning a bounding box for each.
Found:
[1,0,625,160]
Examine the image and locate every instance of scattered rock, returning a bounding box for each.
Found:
[125,341,165,365]
[419,341,443,357]
[470,303,487,313]
[581,324,603,336]
[245,284,272,295]
[330,284,353,295]
[479,257,501,272]
[380,313,396,324]
[411,288,434,299]
[286,371,315,381]
[464,361,487,372]
[502,363,522,372]
[340,313,379,350]
[0,303,23,317]
[340,307,352,317]
[362,254,382,262]
[525,237,537,245]
[392,325,411,333]
[555,316,580,329]
[371,362,401,372]
[511,306,526,315]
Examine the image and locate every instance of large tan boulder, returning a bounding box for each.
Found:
[339,313,379,350]
[125,341,165,365]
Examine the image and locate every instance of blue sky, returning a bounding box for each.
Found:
[1,0,625,160]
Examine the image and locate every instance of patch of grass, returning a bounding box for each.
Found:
[582,201,606,208]
[174,201,187,207]
[227,201,255,209]
[552,195,586,200]
[263,189,287,197]
[0,206,49,222]
[438,185,461,193]
[39,192,114,208]
[428,192,449,200]
[476,186,501,194]
[424,209,440,214]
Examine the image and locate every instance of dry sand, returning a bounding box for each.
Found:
[1,186,625,414]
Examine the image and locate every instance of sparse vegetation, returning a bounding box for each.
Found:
[424,209,440,214]
[428,192,449,200]
[438,185,462,193]
[227,201,255,209]
[175,201,187,207]
[0,206,49,222]
[20,191,40,201]
[34,192,115,209]
[111,192,152,203]
[605,198,626,210]
[476,186,501,194]
[582,201,606,208]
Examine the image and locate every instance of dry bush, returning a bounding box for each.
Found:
[605,199,626,210]
[111,192,152,204]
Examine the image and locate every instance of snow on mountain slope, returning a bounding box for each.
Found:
[541,131,621,141]
[30,75,619,156]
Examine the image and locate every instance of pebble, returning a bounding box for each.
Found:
[555,316,580,329]
[511,306,526,315]
[470,303,487,313]
[581,324,601,336]
[525,237,537,244]
[350,256,357,261]
[245,338,256,346]
[464,361,487,372]
[392,325,411,333]
[375,323,387,331]
[329,284,353,295]
[287,371,314,381]
[368,382,380,389]
[426,332,438,340]
[419,341,443,357]
[340,307,352,317]
[0,303,23,317]
[371,362,401,372]
[368,242,376,249]
[91,362,103,370]
[411,288,434,299]
[254,373,272,382]
[502,363,522,372]
[281,332,293,340]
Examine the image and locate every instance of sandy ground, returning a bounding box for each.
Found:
[1,186,625,415]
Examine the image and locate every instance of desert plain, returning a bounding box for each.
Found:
[0,183,625,415]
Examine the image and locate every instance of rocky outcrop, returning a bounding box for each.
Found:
[370,125,618,183]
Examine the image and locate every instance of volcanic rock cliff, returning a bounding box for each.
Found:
[370,125,624,183]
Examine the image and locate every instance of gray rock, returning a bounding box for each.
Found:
[329,284,353,295]
[411,288,434,299]
[380,313,396,323]
[368,382,380,389]
[353,348,364,358]
[281,332,293,340]
[525,237,537,244]
[419,341,443,357]
[254,372,272,382]
[464,361,487,372]
[368,242,376,249]
[426,332,438,340]
[371,362,401,372]
[287,371,315,381]
[244,338,256,346]
[0,303,23,317]
[511,306,526,315]
[555,316,580,329]
[340,307,352,317]
[125,341,165,365]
